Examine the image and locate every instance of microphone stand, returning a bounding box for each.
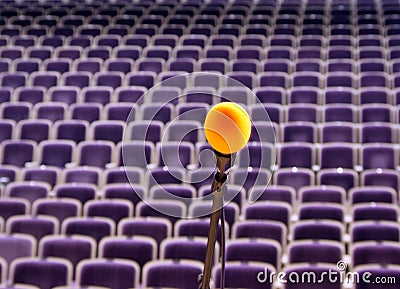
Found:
[198,150,234,289]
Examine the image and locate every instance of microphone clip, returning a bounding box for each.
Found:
[214,149,236,176]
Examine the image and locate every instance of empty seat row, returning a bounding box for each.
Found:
[1,162,399,200]
[6,57,400,78]
[2,126,400,166]
[255,87,400,106]
[6,22,400,38]
[2,183,400,221]
[4,33,400,51]
[1,256,398,289]
[7,70,400,91]
[0,202,397,245]
[5,102,400,130]
[5,43,400,61]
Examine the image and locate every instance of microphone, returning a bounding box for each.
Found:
[199,102,251,289]
[204,102,251,155]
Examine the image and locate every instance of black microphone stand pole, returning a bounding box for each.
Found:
[198,150,234,289]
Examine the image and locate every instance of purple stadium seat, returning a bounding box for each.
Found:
[39,235,95,270]
[141,103,174,123]
[7,215,58,242]
[100,235,155,270]
[361,123,395,143]
[118,217,171,246]
[213,262,274,289]
[361,169,399,190]
[69,103,100,124]
[250,121,277,144]
[326,72,356,88]
[361,144,397,169]
[33,198,81,224]
[267,46,294,60]
[55,183,97,205]
[320,122,357,143]
[62,217,115,243]
[238,142,274,169]
[136,200,186,225]
[31,72,59,89]
[48,87,79,105]
[10,258,72,289]
[90,121,124,144]
[143,260,202,289]
[324,87,356,104]
[288,240,344,264]
[323,104,357,122]
[244,200,292,228]
[183,87,216,104]
[127,120,163,144]
[225,71,256,89]
[360,103,393,122]
[0,72,27,89]
[274,169,314,192]
[114,87,144,104]
[149,86,181,105]
[157,142,194,169]
[14,87,45,105]
[0,119,14,144]
[21,167,60,188]
[103,184,145,206]
[226,239,281,269]
[84,200,133,224]
[175,217,227,244]
[16,120,51,143]
[44,59,71,74]
[74,59,101,74]
[231,59,260,73]
[299,203,345,222]
[209,34,237,48]
[105,58,133,74]
[0,197,28,221]
[126,71,156,89]
[352,203,399,222]
[0,46,23,60]
[289,87,321,104]
[253,87,286,104]
[282,122,317,143]
[76,141,113,168]
[55,120,88,143]
[231,168,271,192]
[62,71,92,88]
[258,72,289,88]
[0,234,34,267]
[161,237,208,263]
[0,87,11,104]
[292,72,322,88]
[94,72,123,89]
[318,168,358,191]
[293,220,344,242]
[299,185,346,205]
[319,143,357,169]
[27,46,53,61]
[14,59,40,74]
[233,220,286,247]
[35,102,67,123]
[1,140,35,168]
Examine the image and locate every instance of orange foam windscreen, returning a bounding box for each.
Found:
[204,102,251,155]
